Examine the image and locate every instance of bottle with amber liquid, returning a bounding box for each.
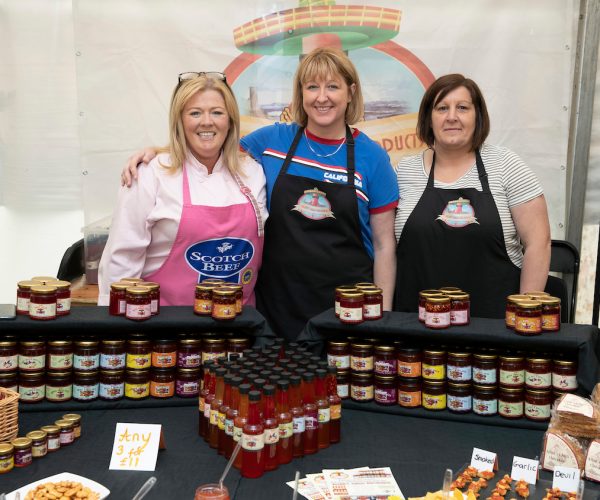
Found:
[315,369,330,449]
[224,377,243,459]
[241,390,265,478]
[233,383,251,470]
[203,364,217,444]
[275,379,293,465]
[289,375,305,458]
[326,366,342,444]
[218,374,234,456]
[209,368,226,449]
[262,384,279,471]
[302,372,318,455]
[198,360,214,437]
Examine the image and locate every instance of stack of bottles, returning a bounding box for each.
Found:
[198,341,342,479]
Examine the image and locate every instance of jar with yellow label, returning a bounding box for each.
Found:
[125,369,150,400]
[422,380,446,410]
[62,414,82,439]
[0,442,14,473]
[514,300,542,335]
[350,343,373,372]
[350,372,373,402]
[422,350,446,380]
[26,430,48,458]
[126,339,151,370]
[212,288,237,320]
[397,377,421,408]
[54,420,75,446]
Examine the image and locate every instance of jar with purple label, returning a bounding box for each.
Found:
[374,345,396,375]
[374,375,397,405]
[472,354,497,385]
[177,339,202,368]
[12,437,32,468]
[176,367,201,397]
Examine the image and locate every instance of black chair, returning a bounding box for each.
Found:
[56,239,85,282]
[545,239,580,323]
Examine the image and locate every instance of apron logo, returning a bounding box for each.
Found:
[437,197,479,228]
[292,187,335,220]
[185,237,254,282]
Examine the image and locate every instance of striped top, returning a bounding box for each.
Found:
[394,143,543,268]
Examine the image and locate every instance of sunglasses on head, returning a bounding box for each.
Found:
[177,72,228,85]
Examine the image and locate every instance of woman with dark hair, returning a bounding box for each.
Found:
[394,74,551,318]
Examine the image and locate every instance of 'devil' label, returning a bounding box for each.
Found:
[185,238,254,281]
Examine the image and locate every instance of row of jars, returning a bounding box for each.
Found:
[418,287,471,329]
[327,341,578,392]
[0,414,81,473]
[16,276,72,320]
[334,282,384,324]
[505,292,561,334]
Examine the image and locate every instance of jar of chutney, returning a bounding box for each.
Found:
[363,288,383,321]
[100,340,126,370]
[425,296,451,329]
[125,369,150,400]
[125,286,152,321]
[472,384,497,416]
[472,354,497,385]
[499,386,524,419]
[524,388,551,421]
[374,345,396,375]
[194,284,216,316]
[46,371,72,402]
[350,372,373,402]
[374,375,397,405]
[514,300,542,335]
[447,382,472,413]
[397,348,421,378]
[339,291,364,324]
[109,282,128,316]
[212,288,236,320]
[47,340,73,371]
[422,380,446,410]
[447,352,472,382]
[0,340,18,372]
[350,343,373,372]
[19,341,46,372]
[525,358,551,389]
[397,377,421,408]
[327,341,350,370]
[422,350,446,380]
[29,285,57,320]
[178,338,202,368]
[151,339,177,368]
[540,296,561,332]
[99,369,124,400]
[499,356,525,387]
[335,285,358,318]
[552,360,577,392]
[74,340,100,371]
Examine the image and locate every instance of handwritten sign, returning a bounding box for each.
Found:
[471,448,498,472]
[109,423,162,471]
[511,456,539,484]
[552,466,580,493]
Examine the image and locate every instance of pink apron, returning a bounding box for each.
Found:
[144,164,264,306]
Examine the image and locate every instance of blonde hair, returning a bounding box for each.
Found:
[158,75,243,175]
[292,47,364,127]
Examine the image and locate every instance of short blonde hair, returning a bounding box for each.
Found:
[158,75,243,175]
[291,47,364,127]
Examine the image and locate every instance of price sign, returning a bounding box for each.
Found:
[109,423,162,471]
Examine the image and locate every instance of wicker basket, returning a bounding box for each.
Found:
[0,386,19,442]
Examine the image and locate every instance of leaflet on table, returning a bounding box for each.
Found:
[306,473,333,499]
[286,477,328,500]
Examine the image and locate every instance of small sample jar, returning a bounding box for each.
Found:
[46,371,72,402]
[12,437,33,467]
[350,371,373,402]
[138,281,160,315]
[422,380,446,410]
[62,414,82,439]
[499,386,524,419]
[194,284,216,316]
[176,367,201,397]
[0,372,18,392]
[339,291,364,324]
[540,297,561,332]
[54,420,75,446]
[374,375,397,405]
[151,339,177,368]
[525,389,552,421]
[447,292,470,326]
[50,280,71,316]
[27,430,48,458]
[29,285,57,320]
[18,371,45,403]
[336,370,349,399]
[202,338,226,365]
[100,340,126,370]
[0,442,14,473]
[125,369,150,399]
[126,339,152,369]
[125,286,152,321]
[397,377,421,408]
[505,294,529,329]
[472,354,497,385]
[212,288,236,320]
[74,340,100,371]
[418,290,443,323]
[109,282,129,316]
[0,340,18,372]
[222,284,243,315]
[425,296,451,329]
[525,358,551,389]
[472,384,498,416]
[374,345,396,375]
[16,280,38,315]
[514,300,542,335]
[422,350,446,380]
[99,369,125,400]
[397,348,421,378]
[363,287,383,321]
[447,382,472,413]
[447,352,472,382]
[350,343,373,372]
[150,368,175,398]
[335,285,358,317]
[499,356,525,387]
[40,425,60,452]
[73,370,99,402]
[47,340,73,371]
[177,339,202,368]
[552,360,578,391]
[327,341,350,370]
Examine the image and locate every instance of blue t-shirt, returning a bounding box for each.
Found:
[241,122,398,258]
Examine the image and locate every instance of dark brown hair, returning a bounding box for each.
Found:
[416,74,490,150]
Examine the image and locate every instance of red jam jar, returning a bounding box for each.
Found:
[19,341,46,372]
[524,388,551,421]
[109,282,129,316]
[339,291,364,324]
[16,280,38,315]
[374,375,397,405]
[552,360,578,391]
[139,281,160,315]
[525,357,551,389]
[100,340,126,370]
[327,341,350,370]
[12,438,32,468]
[425,296,451,329]
[29,285,57,320]
[73,370,99,401]
[374,345,396,375]
[150,368,175,398]
[350,371,373,402]
[178,338,202,368]
[514,300,542,335]
[447,352,472,382]
[422,350,446,380]
[74,340,100,371]
[202,338,226,365]
[540,296,561,332]
[99,369,125,400]
[126,339,152,369]
[499,386,524,419]
[350,343,373,372]
[222,284,243,315]
[418,290,442,322]
[212,288,236,320]
[472,384,497,416]
[47,340,73,371]
[397,348,421,378]
[422,380,446,410]
[18,371,45,403]
[335,285,358,318]
[176,367,201,397]
[46,371,72,402]
[0,340,18,372]
[152,339,177,368]
[505,294,529,329]
[447,382,472,413]
[499,355,525,387]
[472,354,497,385]
[447,292,470,326]
[125,286,152,321]
[363,287,383,321]
[194,284,216,316]
[397,377,421,408]
[49,280,71,316]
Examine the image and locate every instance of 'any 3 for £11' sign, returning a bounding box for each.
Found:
[109,423,162,471]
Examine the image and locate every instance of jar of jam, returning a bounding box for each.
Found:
[226,338,251,359]
[46,371,72,402]
[12,437,32,467]
[472,354,497,385]
[397,377,421,408]
[552,360,578,391]
[499,386,524,419]
[50,280,71,316]
[125,286,152,321]
[525,358,551,389]
[499,356,525,387]
[202,338,226,365]
[62,414,82,439]
[29,285,57,320]
[99,369,125,400]
[0,372,18,392]
[222,284,243,315]
[176,367,201,397]
[109,282,129,316]
[100,340,126,370]
[525,389,551,421]
[327,341,350,370]
[397,348,421,378]
[447,352,472,382]
[473,384,498,416]
[0,340,18,372]
[374,375,397,405]
[18,371,45,403]
[178,339,202,368]
[339,291,364,324]
[74,340,99,371]
[539,297,561,332]
[0,442,14,473]
[54,419,75,446]
[151,339,177,368]
[150,368,175,398]
[138,281,160,315]
[336,370,349,399]
[422,380,446,410]
[422,350,446,380]
[27,430,48,458]
[40,425,60,452]
[425,296,451,329]
[447,382,472,413]
[73,371,99,402]
[16,280,38,315]
[447,292,470,326]
[418,290,443,322]
[212,288,236,320]
[505,294,530,329]
[47,340,73,371]
[120,277,144,285]
[514,300,542,335]
[335,285,358,317]
[374,345,396,375]
[126,339,152,369]
[125,369,150,399]
[363,288,383,321]
[350,372,373,402]
[350,343,373,372]
[194,284,216,316]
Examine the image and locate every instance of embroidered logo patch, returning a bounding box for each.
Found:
[292,187,335,220]
[185,237,254,282]
[436,197,479,227]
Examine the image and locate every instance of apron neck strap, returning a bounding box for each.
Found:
[427,148,489,192]
[232,170,265,238]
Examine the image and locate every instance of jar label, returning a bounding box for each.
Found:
[100,353,126,370]
[334,300,341,317]
[49,354,73,370]
[448,394,472,412]
[118,299,126,314]
[525,401,550,420]
[204,404,211,419]
[473,397,497,415]
[74,383,99,400]
[218,412,226,431]
[418,305,426,322]
[0,354,18,371]
[351,356,373,371]
[422,363,445,380]
[126,303,151,319]
[556,393,594,417]
[199,397,205,412]
[179,352,201,368]
[177,381,199,396]
[500,369,525,386]
[210,409,219,426]
[233,425,242,442]
[32,443,48,458]
[425,311,450,328]
[212,303,236,319]
[542,313,560,330]
[318,407,331,423]
[150,382,174,397]
[19,354,45,371]
[422,392,446,410]
[29,301,56,318]
[126,353,151,369]
[47,436,60,450]
[0,456,14,472]
[202,352,226,365]
[499,400,523,418]
[152,352,176,367]
[194,299,212,314]
[225,418,234,437]
[363,303,382,319]
[15,450,32,466]
[505,310,516,328]
[330,404,342,420]
[375,360,397,375]
[16,296,30,312]
[398,390,421,407]
[553,373,578,391]
[264,427,279,444]
[525,371,551,388]
[337,384,349,399]
[19,384,45,401]
[327,354,350,370]
[447,364,472,381]
[398,362,421,378]
[279,421,294,438]
[473,367,497,385]
[351,384,374,401]
[515,316,542,334]
[304,411,318,430]
[374,388,397,404]
[339,306,363,322]
[125,382,149,399]
[46,384,72,401]
[150,299,158,314]
[450,309,469,324]
[57,297,71,313]
[100,382,124,399]
[74,354,99,370]
[59,430,74,445]
[242,432,264,451]
[293,416,305,434]
[584,440,600,482]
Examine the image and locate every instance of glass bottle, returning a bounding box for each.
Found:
[233,383,251,470]
[209,367,226,449]
[327,366,342,443]
[262,384,279,471]
[198,361,214,437]
[302,372,318,455]
[315,369,330,449]
[289,375,305,459]
[218,374,234,456]
[241,390,265,478]
[224,376,243,459]
[203,364,217,444]
[276,379,293,465]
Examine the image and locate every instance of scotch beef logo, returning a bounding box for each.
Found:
[186,238,254,281]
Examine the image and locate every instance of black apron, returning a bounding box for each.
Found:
[256,126,373,340]
[394,149,521,318]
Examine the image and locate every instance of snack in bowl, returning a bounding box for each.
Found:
[24,480,100,500]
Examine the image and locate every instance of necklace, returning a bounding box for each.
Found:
[304,129,346,158]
